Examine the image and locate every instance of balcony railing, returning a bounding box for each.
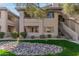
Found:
[60,22,78,41]
[7,20,15,26]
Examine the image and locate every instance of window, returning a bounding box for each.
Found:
[47,12,54,18]
[27,26,39,33]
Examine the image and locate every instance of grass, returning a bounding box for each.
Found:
[0,49,16,56]
[19,39,79,56]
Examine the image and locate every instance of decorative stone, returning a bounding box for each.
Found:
[0,41,63,56]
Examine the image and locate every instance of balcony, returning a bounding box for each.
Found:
[7,20,15,26]
[24,18,56,26]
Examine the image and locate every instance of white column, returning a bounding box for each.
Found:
[1,10,8,32]
[19,11,24,32]
[39,19,44,35]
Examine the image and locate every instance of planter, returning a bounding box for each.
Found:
[11,32,19,39]
[20,32,27,38]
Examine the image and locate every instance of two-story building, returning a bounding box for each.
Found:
[0,7,19,37]
[16,4,62,38]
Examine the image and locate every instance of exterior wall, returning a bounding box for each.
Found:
[75,23,79,35]
[0,9,18,33]
[20,12,59,37]
[15,18,19,32]
[7,14,19,32]
[19,11,24,32]
[0,10,8,32]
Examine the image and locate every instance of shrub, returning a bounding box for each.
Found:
[11,32,19,39]
[0,49,16,56]
[20,32,27,38]
[47,34,52,38]
[31,35,35,39]
[40,34,45,38]
[0,32,5,38]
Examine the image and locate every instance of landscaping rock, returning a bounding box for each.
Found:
[0,41,63,56]
[12,42,63,56]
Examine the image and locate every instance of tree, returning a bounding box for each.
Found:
[62,4,75,15]
[24,3,37,18]
[61,3,79,16]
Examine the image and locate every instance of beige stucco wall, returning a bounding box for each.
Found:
[0,10,18,33]
[75,23,79,35]
[0,10,8,32]
[22,12,59,37]
[8,14,19,32]
[19,11,24,32]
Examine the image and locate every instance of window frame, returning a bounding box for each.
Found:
[47,12,54,18]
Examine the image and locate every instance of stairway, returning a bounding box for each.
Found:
[59,23,72,39]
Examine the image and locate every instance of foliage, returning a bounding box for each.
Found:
[0,50,16,56]
[61,3,79,15]
[0,32,5,38]
[24,3,47,18]
[11,32,19,39]
[20,32,27,38]
[62,4,75,15]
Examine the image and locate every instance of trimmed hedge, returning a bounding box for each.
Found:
[20,32,27,38]
[11,32,19,39]
[0,32,5,38]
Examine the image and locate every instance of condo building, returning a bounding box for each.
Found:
[0,7,19,37]
[16,4,62,38]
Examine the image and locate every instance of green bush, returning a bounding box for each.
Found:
[0,32,5,38]
[20,32,27,38]
[40,34,45,38]
[11,32,19,39]
[0,50,16,56]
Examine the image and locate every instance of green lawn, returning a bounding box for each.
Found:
[19,39,79,56]
[0,50,16,56]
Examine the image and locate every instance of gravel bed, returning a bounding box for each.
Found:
[0,41,17,51]
[0,41,63,56]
